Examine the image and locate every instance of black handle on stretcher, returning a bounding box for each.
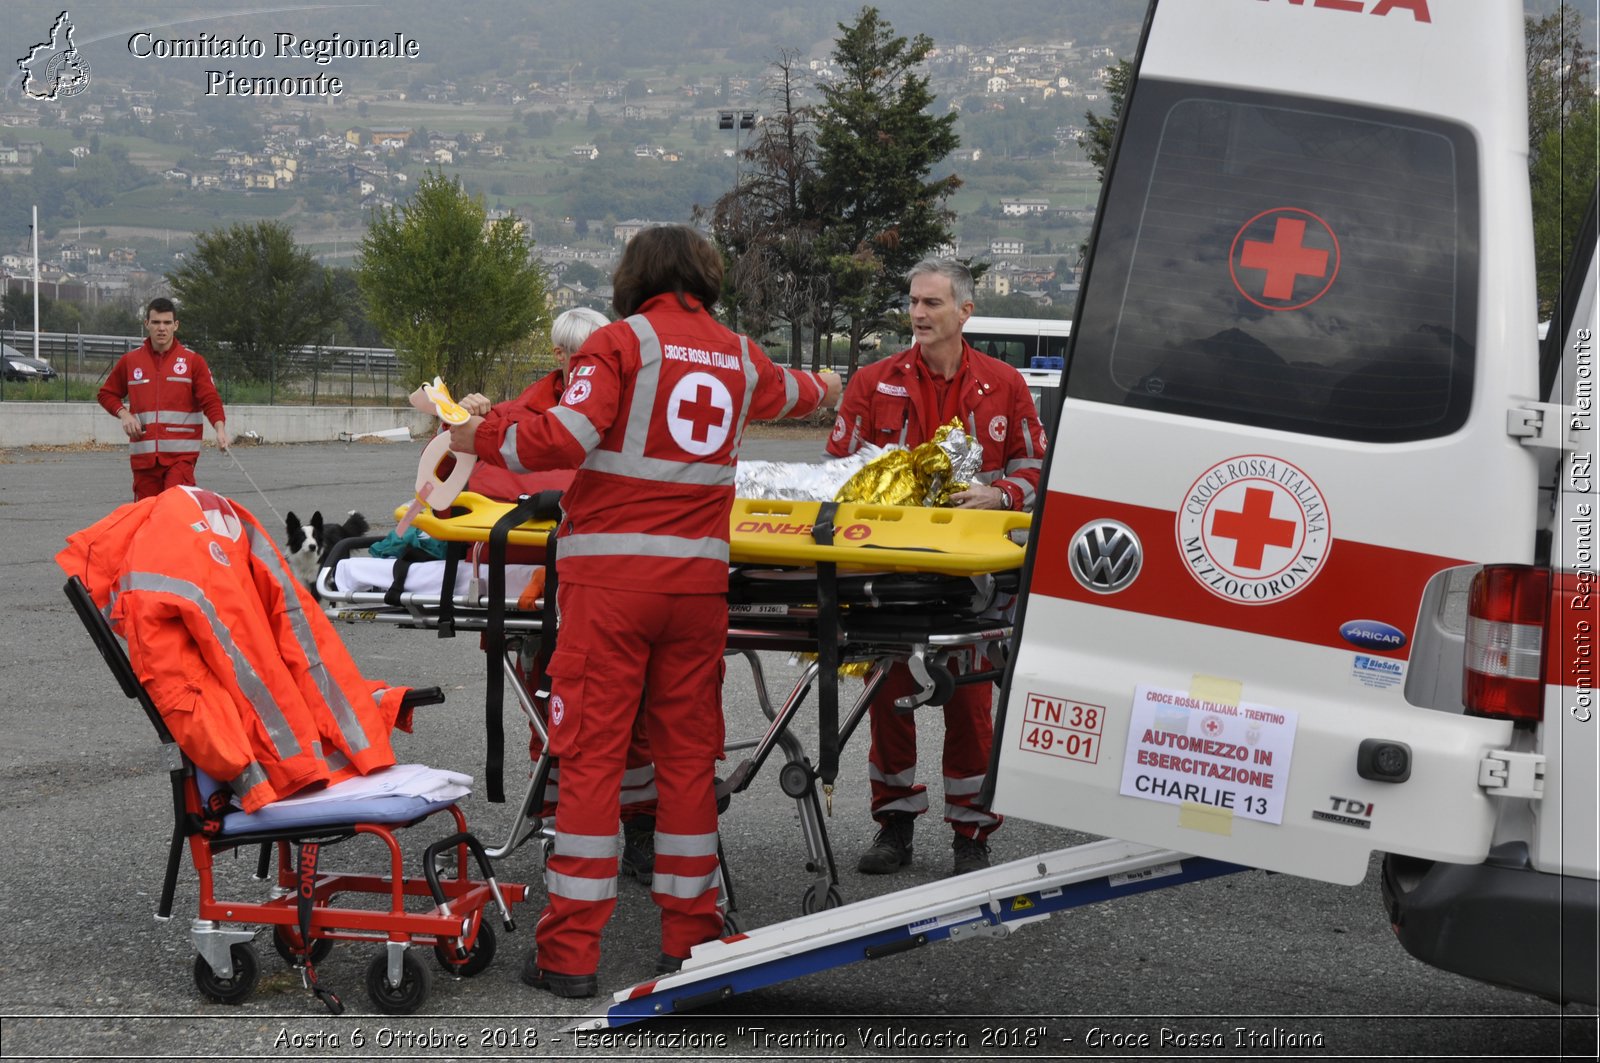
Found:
[400,686,445,710]
[811,504,842,787]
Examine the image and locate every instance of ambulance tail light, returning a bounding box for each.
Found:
[1463,565,1550,723]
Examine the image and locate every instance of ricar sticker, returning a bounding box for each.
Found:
[1340,619,1407,651]
[1177,455,1330,605]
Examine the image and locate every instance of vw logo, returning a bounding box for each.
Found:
[1068,520,1142,594]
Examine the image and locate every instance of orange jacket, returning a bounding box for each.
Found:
[58,487,413,812]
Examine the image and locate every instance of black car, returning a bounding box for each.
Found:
[2,344,58,383]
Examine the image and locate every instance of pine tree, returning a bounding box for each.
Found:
[1079,58,1132,182]
[809,6,961,373]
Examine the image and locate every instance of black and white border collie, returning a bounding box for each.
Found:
[285,509,369,590]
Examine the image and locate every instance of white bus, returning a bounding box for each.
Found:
[962,315,1072,430]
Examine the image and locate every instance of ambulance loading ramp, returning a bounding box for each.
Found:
[575,839,1243,1029]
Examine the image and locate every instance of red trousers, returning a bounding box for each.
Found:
[865,660,1003,841]
[521,649,655,820]
[132,459,196,500]
[534,584,726,976]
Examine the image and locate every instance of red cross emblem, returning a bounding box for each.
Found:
[1209,487,1297,571]
[677,384,725,443]
[1229,207,1340,311]
[1175,455,1331,606]
[1202,715,1223,738]
[666,372,734,456]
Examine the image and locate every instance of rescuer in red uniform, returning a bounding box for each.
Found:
[458,307,660,887]
[825,257,1047,877]
[98,297,230,500]
[449,225,840,997]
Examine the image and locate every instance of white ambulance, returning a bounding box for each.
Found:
[993,0,1598,1005]
[580,0,1595,1028]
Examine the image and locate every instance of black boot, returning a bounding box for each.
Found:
[856,812,915,874]
[520,951,597,998]
[951,833,991,876]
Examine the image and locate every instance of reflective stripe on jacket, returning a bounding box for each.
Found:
[97,340,225,468]
[474,294,830,594]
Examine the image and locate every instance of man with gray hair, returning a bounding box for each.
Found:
[825,257,1047,876]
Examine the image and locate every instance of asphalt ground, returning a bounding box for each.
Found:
[0,430,1592,1062]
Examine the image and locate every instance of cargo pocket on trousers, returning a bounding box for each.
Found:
[543,648,586,757]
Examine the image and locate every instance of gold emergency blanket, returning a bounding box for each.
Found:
[834,421,984,507]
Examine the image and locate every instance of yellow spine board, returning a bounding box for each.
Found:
[400,492,1029,576]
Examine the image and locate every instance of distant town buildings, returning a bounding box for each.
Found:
[0,27,1117,315]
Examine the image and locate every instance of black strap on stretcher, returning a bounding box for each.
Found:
[811,503,842,786]
[435,540,467,639]
[482,491,564,804]
[382,543,449,609]
[295,841,344,1014]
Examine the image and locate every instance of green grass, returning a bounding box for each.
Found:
[22,127,189,169]
[80,187,304,230]
[0,376,94,402]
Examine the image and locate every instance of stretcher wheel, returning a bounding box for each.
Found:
[434,918,496,978]
[800,883,843,915]
[365,951,431,1014]
[925,664,957,706]
[272,925,334,967]
[778,761,813,799]
[193,942,260,1005]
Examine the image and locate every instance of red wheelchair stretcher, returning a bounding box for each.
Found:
[64,575,529,1016]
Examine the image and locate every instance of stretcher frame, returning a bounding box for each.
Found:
[315,494,1024,918]
[64,576,530,1016]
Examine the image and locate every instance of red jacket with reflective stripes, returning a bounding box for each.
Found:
[58,487,413,812]
[465,369,575,501]
[471,294,830,594]
[825,341,1048,511]
[98,339,225,469]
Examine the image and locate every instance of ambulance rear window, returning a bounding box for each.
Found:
[1067,81,1479,442]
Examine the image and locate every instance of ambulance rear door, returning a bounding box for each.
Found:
[994,0,1539,886]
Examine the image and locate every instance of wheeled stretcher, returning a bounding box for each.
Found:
[317,491,1029,919]
[64,576,529,1016]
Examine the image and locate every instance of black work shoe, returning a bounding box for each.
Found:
[621,815,656,887]
[655,951,684,975]
[520,951,597,998]
[951,833,991,876]
[856,813,915,875]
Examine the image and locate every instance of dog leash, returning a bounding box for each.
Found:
[219,446,286,527]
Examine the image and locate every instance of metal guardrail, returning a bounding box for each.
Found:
[1,331,398,374]
[0,331,406,405]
